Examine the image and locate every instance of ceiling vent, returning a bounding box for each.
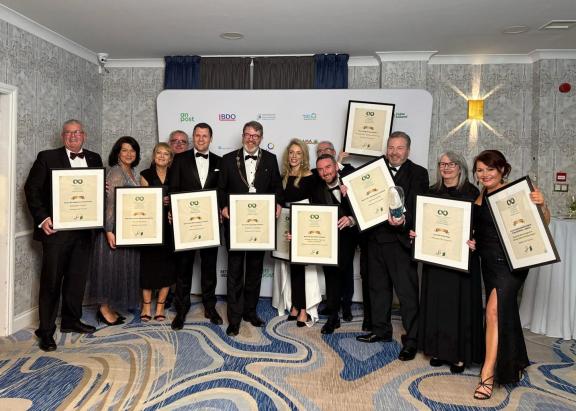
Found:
[538,20,576,31]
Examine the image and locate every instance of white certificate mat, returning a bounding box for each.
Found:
[229,194,276,251]
[414,195,472,272]
[171,190,221,251]
[341,157,395,231]
[290,204,339,266]
[51,168,105,230]
[115,187,164,246]
[487,176,560,271]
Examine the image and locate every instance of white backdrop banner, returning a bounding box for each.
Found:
[157,89,433,301]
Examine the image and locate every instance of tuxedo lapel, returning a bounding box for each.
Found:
[189,154,203,188]
[237,149,248,183]
[58,147,72,168]
[204,153,219,188]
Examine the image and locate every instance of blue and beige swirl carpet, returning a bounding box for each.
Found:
[1,298,575,410]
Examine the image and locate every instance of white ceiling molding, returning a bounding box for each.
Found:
[107,59,165,68]
[375,51,438,62]
[0,4,97,64]
[528,49,576,62]
[349,56,379,67]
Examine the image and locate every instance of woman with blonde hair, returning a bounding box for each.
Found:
[139,142,176,322]
[273,139,320,326]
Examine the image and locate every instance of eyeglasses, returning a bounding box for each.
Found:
[63,130,85,136]
[169,140,188,145]
[438,162,458,169]
[243,133,261,139]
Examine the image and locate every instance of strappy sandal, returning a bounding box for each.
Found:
[473,375,494,400]
[140,301,152,322]
[154,301,166,322]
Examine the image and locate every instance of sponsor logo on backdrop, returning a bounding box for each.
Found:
[262,267,273,278]
[301,139,319,145]
[219,113,237,121]
[180,113,195,122]
[395,112,408,119]
[302,112,317,121]
[266,143,275,150]
[217,145,236,151]
[257,113,276,121]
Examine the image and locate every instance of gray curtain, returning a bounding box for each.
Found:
[253,57,314,89]
[201,57,251,89]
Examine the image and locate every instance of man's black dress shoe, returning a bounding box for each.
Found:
[450,363,465,374]
[243,315,265,327]
[429,357,444,367]
[361,319,372,332]
[320,319,340,334]
[398,346,417,361]
[171,315,185,330]
[204,308,223,325]
[35,331,57,352]
[355,333,392,343]
[60,321,96,334]
[226,324,240,336]
[342,309,353,322]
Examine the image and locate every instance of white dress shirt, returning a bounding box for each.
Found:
[243,148,259,189]
[194,149,209,188]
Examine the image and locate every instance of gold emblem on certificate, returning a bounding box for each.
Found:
[341,157,396,231]
[290,204,338,265]
[414,195,473,272]
[51,168,105,230]
[343,100,395,157]
[229,194,276,251]
[487,176,560,270]
[171,190,221,251]
[115,187,163,246]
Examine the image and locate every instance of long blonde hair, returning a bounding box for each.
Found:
[281,138,311,188]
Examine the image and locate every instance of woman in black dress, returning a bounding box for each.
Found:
[281,139,317,326]
[139,143,176,321]
[417,151,485,373]
[472,150,550,399]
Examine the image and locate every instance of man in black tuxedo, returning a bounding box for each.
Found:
[24,120,102,351]
[311,154,358,334]
[169,123,223,330]
[218,120,283,336]
[356,131,429,361]
[312,141,356,322]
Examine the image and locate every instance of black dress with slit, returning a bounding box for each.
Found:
[418,182,485,366]
[474,191,530,384]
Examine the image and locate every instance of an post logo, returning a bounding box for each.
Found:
[219,113,237,121]
[180,113,195,122]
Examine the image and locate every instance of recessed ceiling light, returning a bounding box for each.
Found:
[502,25,530,34]
[220,32,244,40]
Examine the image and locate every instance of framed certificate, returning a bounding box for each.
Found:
[341,157,396,231]
[343,100,395,157]
[413,195,473,272]
[486,176,560,271]
[290,204,338,266]
[115,187,163,246]
[171,189,221,251]
[229,194,276,251]
[51,168,105,230]
[272,207,291,260]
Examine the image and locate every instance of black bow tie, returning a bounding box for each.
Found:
[70,152,85,159]
[245,155,257,161]
[389,166,399,173]
[195,152,208,159]
[329,186,340,192]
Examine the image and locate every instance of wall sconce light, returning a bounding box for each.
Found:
[467,99,484,121]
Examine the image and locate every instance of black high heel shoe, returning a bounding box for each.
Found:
[297,313,311,327]
[96,308,124,326]
[287,307,297,321]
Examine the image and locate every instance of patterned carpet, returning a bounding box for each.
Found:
[1,298,575,411]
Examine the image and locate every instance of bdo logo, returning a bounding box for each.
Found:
[219,113,237,121]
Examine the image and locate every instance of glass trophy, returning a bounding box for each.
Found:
[388,186,405,221]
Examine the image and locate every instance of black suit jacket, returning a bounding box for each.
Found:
[365,157,429,248]
[169,150,221,194]
[218,148,283,208]
[24,147,103,242]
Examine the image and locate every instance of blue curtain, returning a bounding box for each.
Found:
[164,55,201,89]
[314,54,349,88]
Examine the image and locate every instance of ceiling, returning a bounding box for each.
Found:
[2,0,576,59]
